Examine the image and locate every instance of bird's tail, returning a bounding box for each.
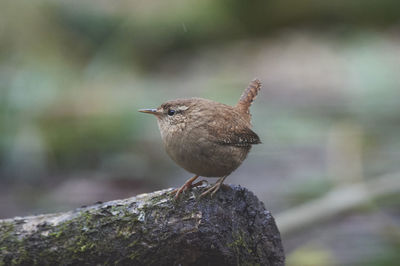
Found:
[236,79,262,122]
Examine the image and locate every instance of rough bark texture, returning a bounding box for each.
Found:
[0,185,284,265]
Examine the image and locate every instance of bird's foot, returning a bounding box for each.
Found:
[171,175,208,199]
[200,176,228,198]
[191,180,208,189]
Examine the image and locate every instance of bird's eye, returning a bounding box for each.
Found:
[167,109,176,116]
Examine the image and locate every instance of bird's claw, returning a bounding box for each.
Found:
[171,175,207,199]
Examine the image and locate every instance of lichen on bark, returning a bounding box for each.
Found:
[0,185,284,265]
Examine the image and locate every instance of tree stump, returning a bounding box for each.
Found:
[0,185,284,265]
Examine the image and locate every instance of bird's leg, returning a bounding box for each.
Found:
[200,175,228,198]
[171,175,199,199]
[191,179,208,189]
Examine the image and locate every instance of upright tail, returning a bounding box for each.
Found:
[236,79,262,122]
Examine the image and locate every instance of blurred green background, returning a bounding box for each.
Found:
[1,0,400,265]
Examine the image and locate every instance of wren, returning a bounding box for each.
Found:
[139,79,261,198]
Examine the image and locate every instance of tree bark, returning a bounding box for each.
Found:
[0,185,284,265]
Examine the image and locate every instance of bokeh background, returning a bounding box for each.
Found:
[1,0,400,265]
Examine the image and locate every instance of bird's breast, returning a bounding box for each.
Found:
[161,127,250,177]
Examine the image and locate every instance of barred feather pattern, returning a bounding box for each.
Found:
[236,79,262,122]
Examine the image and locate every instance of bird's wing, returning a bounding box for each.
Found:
[205,113,261,147]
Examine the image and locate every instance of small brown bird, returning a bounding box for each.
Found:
[139,79,261,198]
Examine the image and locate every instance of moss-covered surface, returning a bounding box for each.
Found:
[0,186,284,265]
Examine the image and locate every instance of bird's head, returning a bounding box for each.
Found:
[139,98,204,138]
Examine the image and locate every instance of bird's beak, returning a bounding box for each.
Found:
[138,108,161,116]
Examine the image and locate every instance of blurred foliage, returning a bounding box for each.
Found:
[362,243,400,266]
[287,244,335,266]
[286,178,333,205]
[2,0,400,71]
[1,0,400,264]
[39,114,136,170]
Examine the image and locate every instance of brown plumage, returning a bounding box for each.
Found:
[139,79,262,198]
[236,79,262,123]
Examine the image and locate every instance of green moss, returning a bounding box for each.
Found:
[0,190,192,264]
[229,233,252,254]
[79,243,96,252]
[128,251,139,260]
[11,246,30,265]
[49,230,63,238]
[1,196,159,264]
[0,222,23,265]
[0,224,30,265]
[228,231,257,266]
[0,222,15,243]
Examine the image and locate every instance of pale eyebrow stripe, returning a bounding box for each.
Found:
[178,105,189,111]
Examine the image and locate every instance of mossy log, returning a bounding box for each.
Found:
[0,185,284,265]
